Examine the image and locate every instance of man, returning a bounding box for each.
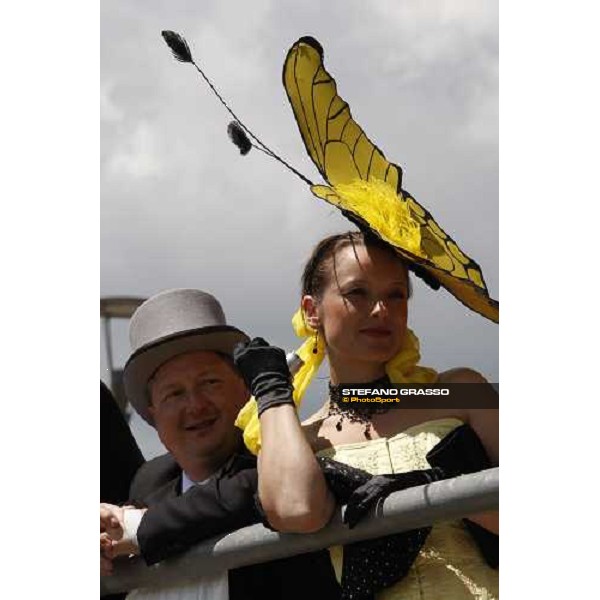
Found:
[100,288,339,599]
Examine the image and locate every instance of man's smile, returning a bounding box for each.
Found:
[183,416,219,433]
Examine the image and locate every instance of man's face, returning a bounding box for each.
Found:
[148,351,249,472]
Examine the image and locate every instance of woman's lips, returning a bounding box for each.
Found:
[360,327,392,338]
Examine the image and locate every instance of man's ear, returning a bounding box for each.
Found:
[301,295,320,330]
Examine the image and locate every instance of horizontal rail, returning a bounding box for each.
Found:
[101,467,499,595]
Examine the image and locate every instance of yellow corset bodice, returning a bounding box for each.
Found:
[317,418,499,599]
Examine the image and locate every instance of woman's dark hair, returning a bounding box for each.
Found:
[301,231,412,298]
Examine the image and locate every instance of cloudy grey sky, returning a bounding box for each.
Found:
[101,0,498,458]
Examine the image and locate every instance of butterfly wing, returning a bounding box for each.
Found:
[284,37,498,323]
[283,36,402,192]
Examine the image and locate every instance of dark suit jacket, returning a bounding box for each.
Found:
[101,381,144,505]
[128,449,340,600]
[101,382,145,600]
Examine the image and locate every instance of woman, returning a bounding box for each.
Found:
[235,230,498,600]
[159,31,497,599]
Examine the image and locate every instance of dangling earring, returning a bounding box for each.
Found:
[312,330,319,354]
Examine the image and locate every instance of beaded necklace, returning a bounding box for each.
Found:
[327,375,392,439]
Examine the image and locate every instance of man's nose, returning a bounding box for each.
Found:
[186,388,212,412]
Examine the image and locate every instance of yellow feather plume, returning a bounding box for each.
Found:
[331,179,423,257]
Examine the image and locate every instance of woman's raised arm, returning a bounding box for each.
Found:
[234,338,335,532]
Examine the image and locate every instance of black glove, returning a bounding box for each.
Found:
[233,337,294,416]
[317,456,371,501]
[343,469,442,528]
[343,424,491,528]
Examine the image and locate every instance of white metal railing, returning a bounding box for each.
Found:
[101,467,499,596]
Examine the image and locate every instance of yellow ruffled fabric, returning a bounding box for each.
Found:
[235,309,438,454]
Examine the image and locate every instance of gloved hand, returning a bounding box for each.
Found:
[233,337,294,416]
[343,469,442,528]
[343,424,491,528]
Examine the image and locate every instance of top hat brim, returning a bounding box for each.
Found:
[123,325,249,425]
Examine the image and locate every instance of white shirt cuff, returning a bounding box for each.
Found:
[122,508,144,550]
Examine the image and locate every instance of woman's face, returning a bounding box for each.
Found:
[303,243,409,370]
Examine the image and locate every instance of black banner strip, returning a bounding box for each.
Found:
[330,383,499,409]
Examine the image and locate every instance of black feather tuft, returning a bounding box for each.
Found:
[227,121,252,155]
[161,30,193,63]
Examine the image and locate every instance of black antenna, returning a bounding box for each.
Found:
[161,31,313,186]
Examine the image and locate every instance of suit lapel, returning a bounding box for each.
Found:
[144,472,182,505]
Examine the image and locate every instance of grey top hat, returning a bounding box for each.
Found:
[123,288,249,425]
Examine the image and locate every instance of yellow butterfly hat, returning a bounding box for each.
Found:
[161,32,498,322]
[282,37,498,322]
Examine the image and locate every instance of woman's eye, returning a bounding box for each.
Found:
[389,290,406,300]
[345,288,367,297]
